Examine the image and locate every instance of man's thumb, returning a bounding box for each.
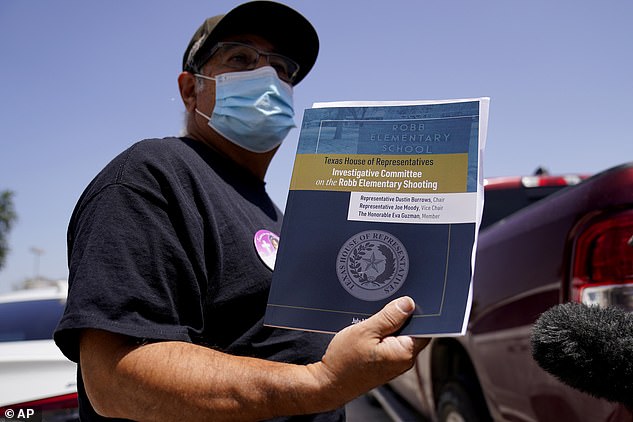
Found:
[366,296,415,337]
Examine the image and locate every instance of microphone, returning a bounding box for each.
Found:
[531,302,633,409]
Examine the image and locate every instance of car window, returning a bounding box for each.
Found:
[0,299,66,342]
[481,185,567,230]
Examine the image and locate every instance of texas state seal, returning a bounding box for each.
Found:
[336,230,409,301]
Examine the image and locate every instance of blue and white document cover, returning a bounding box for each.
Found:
[265,98,489,336]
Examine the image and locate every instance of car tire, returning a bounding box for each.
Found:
[437,381,487,422]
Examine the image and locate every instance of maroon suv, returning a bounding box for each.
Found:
[375,164,633,422]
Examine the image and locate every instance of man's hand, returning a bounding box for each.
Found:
[312,296,430,407]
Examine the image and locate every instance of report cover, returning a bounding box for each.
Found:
[265,98,489,336]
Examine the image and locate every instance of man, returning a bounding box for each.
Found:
[54,1,429,420]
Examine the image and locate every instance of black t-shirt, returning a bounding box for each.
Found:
[54,137,342,421]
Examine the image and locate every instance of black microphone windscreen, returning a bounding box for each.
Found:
[531,302,633,408]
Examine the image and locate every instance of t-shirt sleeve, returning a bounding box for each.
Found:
[54,182,206,362]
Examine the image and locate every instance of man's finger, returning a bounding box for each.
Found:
[411,337,431,353]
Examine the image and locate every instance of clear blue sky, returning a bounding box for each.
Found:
[1,0,632,292]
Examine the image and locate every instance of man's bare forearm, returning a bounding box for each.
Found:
[80,297,429,421]
[80,329,337,421]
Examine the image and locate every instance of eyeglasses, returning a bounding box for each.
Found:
[207,41,300,84]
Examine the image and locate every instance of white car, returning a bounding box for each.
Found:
[0,283,78,421]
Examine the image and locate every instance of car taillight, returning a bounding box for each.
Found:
[570,210,633,310]
[0,393,78,422]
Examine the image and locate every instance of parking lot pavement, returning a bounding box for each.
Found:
[346,394,392,421]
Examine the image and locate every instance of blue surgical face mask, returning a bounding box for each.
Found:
[195,66,296,153]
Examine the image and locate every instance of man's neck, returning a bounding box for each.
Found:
[186,130,276,181]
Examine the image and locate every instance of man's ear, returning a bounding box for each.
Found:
[178,72,197,112]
